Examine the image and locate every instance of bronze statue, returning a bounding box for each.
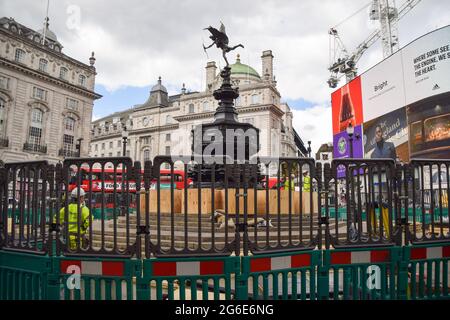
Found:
[203,22,244,66]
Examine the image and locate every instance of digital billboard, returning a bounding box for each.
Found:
[332,25,450,163]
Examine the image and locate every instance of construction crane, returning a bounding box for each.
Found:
[327,0,422,88]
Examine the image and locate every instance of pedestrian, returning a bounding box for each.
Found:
[59,188,91,250]
[302,170,311,192]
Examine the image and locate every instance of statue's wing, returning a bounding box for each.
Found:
[219,22,226,35]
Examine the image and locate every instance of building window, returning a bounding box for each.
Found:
[109,141,113,148]
[60,67,68,80]
[251,94,260,105]
[203,101,209,112]
[101,143,105,150]
[66,98,79,111]
[28,109,43,146]
[143,136,150,145]
[166,115,172,124]
[235,96,241,106]
[143,149,150,162]
[126,150,130,157]
[78,75,86,87]
[165,146,170,155]
[63,134,74,153]
[322,154,329,161]
[38,59,48,72]
[31,108,43,124]
[15,49,25,63]
[95,144,98,151]
[65,117,75,131]
[166,133,171,142]
[0,76,10,90]
[32,87,47,101]
[108,152,113,157]
[117,140,121,147]
[189,104,195,113]
[0,99,5,136]
[117,151,121,156]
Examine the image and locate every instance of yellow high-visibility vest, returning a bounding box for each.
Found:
[303,176,311,192]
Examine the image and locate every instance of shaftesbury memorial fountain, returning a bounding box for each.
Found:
[189,23,261,188]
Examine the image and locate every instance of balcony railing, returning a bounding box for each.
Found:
[23,143,47,154]
[58,149,79,158]
[0,137,8,148]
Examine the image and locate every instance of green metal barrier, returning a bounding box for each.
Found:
[240,250,321,300]
[51,256,141,300]
[137,256,241,300]
[403,243,450,300]
[0,250,52,300]
[320,247,405,300]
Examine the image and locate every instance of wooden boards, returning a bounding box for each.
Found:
[139,189,319,215]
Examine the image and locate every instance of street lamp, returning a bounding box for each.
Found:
[307,141,312,158]
[122,124,129,156]
[76,138,83,157]
[346,123,355,158]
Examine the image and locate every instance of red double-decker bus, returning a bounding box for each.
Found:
[68,167,192,210]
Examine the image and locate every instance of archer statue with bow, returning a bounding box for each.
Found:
[203,22,244,66]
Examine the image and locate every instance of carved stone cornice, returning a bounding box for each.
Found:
[0,57,102,100]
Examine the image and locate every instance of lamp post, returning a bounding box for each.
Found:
[346,123,354,158]
[76,138,83,157]
[307,141,312,158]
[122,124,128,156]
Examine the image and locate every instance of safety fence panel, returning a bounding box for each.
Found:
[240,250,321,300]
[406,160,450,244]
[0,250,51,300]
[403,244,450,300]
[52,256,141,300]
[323,159,400,249]
[320,246,405,300]
[137,256,240,300]
[1,161,50,254]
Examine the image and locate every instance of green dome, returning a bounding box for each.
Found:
[230,55,260,79]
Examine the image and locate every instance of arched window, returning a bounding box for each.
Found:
[28,109,43,146]
[189,104,195,113]
[78,75,86,87]
[65,117,75,131]
[39,59,48,72]
[60,67,68,80]
[0,98,6,136]
[15,49,25,63]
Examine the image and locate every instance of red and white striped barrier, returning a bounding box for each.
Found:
[330,250,390,265]
[250,253,312,273]
[60,260,125,277]
[410,246,450,261]
[151,260,225,277]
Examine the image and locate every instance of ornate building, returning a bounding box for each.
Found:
[0,17,101,163]
[89,51,307,164]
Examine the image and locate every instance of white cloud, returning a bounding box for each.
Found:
[292,104,333,155]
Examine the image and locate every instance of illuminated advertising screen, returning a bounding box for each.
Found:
[332,25,450,163]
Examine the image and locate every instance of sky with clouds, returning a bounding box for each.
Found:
[1,0,449,153]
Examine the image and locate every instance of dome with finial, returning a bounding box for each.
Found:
[229,54,261,79]
[151,76,168,93]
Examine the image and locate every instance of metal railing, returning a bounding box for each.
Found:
[58,149,78,158]
[23,143,47,154]
[0,156,448,258]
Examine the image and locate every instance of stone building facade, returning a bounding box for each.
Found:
[90,51,307,165]
[0,17,101,163]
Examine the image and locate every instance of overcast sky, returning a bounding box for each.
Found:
[1,0,449,153]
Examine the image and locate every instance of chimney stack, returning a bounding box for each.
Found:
[205,61,217,91]
[261,50,274,84]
